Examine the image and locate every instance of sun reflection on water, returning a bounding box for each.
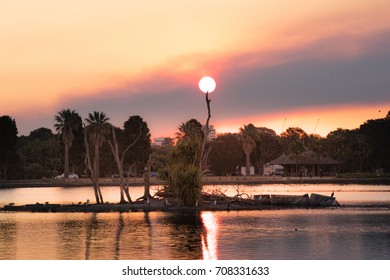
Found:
[201,211,219,260]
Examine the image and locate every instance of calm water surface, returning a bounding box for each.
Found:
[1,184,390,260]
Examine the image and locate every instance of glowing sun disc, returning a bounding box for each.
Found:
[199,76,216,93]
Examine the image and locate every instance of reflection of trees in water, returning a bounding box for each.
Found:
[0,219,17,259]
[85,213,98,260]
[56,215,86,259]
[143,212,152,257]
[113,212,153,260]
[0,212,205,260]
[60,211,206,260]
[82,212,155,260]
[114,213,124,260]
[114,212,153,259]
[110,212,204,260]
[84,213,131,260]
[111,212,204,260]
[84,213,125,260]
[161,212,203,259]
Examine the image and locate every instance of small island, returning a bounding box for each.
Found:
[1,182,339,213]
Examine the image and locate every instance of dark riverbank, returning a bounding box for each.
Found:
[1,176,390,189]
[1,194,341,213]
[1,200,267,213]
[3,178,390,212]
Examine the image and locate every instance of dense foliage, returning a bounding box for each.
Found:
[159,119,204,206]
[123,115,152,176]
[0,116,18,179]
[1,112,152,180]
[207,112,390,175]
[1,110,389,179]
[208,133,243,176]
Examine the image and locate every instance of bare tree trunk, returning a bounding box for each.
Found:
[84,129,103,204]
[201,146,212,173]
[94,141,100,178]
[200,92,211,173]
[124,187,132,202]
[107,125,142,203]
[124,163,136,202]
[97,182,104,203]
[119,177,126,203]
[108,127,129,203]
[92,182,100,204]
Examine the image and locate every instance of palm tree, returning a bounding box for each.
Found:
[54,109,81,178]
[175,119,204,165]
[84,111,110,204]
[85,111,110,178]
[176,119,204,143]
[238,123,258,176]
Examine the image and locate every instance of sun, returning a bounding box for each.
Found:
[199,76,216,93]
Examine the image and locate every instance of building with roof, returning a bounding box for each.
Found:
[267,148,340,177]
[202,124,216,140]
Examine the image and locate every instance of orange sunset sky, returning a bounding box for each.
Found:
[1,1,390,138]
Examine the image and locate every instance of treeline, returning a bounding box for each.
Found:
[208,111,390,176]
[0,111,151,180]
[0,110,389,180]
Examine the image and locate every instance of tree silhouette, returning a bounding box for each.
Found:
[0,115,18,179]
[123,115,151,176]
[54,109,82,178]
[107,124,142,203]
[84,111,110,203]
[238,123,258,176]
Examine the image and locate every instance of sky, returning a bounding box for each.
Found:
[1,0,390,139]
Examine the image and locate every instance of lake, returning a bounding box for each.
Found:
[1,184,390,260]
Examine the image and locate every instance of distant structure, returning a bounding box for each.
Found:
[267,147,340,177]
[202,124,216,140]
[152,137,173,146]
[153,137,165,146]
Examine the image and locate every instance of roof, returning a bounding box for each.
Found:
[267,149,340,166]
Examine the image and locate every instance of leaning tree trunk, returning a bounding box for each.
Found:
[107,126,132,203]
[84,129,103,204]
[92,179,103,204]
[107,125,142,203]
[94,141,100,178]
